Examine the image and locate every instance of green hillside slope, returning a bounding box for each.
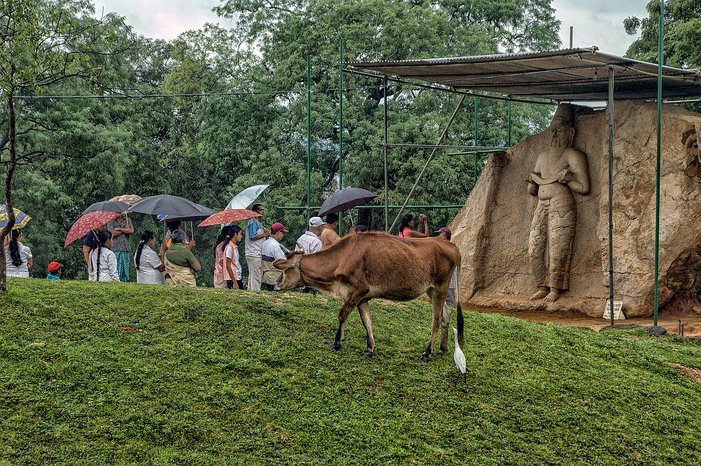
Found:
[1,279,701,464]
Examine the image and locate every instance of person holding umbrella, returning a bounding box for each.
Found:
[319,213,341,250]
[244,204,271,291]
[163,230,201,287]
[4,230,32,278]
[107,213,134,282]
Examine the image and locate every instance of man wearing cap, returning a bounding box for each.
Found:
[47,261,63,280]
[296,217,324,255]
[260,222,288,291]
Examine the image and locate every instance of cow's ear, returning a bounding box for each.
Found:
[273,258,293,270]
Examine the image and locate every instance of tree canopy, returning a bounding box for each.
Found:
[1,0,565,284]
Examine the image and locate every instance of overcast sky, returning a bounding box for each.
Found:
[95,0,649,56]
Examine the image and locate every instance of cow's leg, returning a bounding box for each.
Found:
[331,288,367,351]
[422,287,447,362]
[331,301,355,350]
[439,302,451,355]
[357,300,375,357]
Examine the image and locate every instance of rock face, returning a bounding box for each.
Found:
[451,100,701,318]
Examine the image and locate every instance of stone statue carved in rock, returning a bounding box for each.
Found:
[527,104,591,302]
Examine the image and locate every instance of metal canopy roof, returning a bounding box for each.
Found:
[346,48,701,101]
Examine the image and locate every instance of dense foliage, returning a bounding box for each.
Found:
[1,0,566,283]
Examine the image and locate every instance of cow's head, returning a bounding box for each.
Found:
[273,251,305,291]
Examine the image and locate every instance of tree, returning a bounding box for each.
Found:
[625,0,701,68]
[214,0,559,231]
[0,0,129,290]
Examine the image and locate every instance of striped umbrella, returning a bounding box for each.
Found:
[0,204,31,230]
[64,210,120,247]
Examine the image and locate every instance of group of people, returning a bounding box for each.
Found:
[79,217,201,285]
[4,203,454,300]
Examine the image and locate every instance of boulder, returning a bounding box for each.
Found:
[451,100,701,317]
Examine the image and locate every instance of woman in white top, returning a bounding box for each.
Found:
[134,230,164,285]
[89,230,119,282]
[4,229,32,278]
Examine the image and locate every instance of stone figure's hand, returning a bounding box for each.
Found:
[557,169,572,183]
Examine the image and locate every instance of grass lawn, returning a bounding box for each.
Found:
[1,278,701,464]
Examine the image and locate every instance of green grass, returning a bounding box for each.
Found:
[2,279,701,464]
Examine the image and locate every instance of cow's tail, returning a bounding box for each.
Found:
[456,258,464,348]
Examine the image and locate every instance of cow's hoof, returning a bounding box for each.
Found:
[420,354,431,363]
[330,341,342,351]
[438,348,447,356]
[361,351,374,358]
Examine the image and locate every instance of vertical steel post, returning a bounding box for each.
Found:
[384,75,389,232]
[608,66,615,326]
[473,96,479,146]
[307,55,312,222]
[507,100,513,146]
[338,38,344,235]
[569,26,573,49]
[653,1,665,327]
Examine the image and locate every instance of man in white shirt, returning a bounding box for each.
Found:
[260,222,288,291]
[244,204,270,291]
[295,216,324,255]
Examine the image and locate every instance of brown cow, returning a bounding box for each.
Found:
[273,232,464,361]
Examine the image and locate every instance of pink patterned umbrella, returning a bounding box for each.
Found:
[197,209,261,227]
[64,210,121,247]
[110,194,142,205]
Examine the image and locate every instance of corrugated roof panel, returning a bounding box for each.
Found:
[347,48,701,101]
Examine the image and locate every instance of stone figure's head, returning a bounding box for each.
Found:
[549,104,575,148]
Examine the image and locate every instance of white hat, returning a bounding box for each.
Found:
[309,216,325,227]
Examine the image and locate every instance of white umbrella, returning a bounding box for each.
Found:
[226,184,270,210]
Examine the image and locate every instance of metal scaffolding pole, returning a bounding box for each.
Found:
[306,55,312,222]
[607,66,615,327]
[384,75,389,231]
[389,95,467,233]
[653,0,665,328]
[338,38,344,235]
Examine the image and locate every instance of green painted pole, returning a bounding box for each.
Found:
[653,1,664,327]
[507,100,512,146]
[608,66,615,327]
[473,96,479,146]
[338,38,344,235]
[307,55,312,222]
[384,75,389,232]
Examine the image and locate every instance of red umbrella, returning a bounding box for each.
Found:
[197,209,261,227]
[64,210,121,247]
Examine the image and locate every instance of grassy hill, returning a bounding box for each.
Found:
[1,279,701,464]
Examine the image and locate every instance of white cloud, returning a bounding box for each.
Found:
[552,0,648,55]
[96,0,231,40]
[97,0,651,56]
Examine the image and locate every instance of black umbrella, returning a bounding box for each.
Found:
[158,203,215,222]
[82,200,129,215]
[128,195,213,219]
[318,188,377,217]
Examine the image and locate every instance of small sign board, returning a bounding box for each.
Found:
[603,300,625,320]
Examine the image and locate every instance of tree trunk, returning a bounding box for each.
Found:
[0,90,18,292]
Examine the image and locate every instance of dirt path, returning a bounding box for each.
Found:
[468,305,701,337]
